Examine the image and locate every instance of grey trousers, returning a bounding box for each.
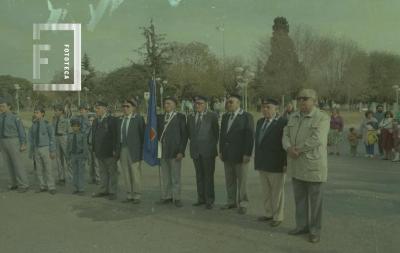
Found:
[160,158,182,201]
[119,147,142,200]
[71,156,86,192]
[34,147,56,190]
[97,157,118,194]
[193,156,215,204]
[88,149,100,183]
[0,138,29,189]
[223,161,249,208]
[292,178,324,235]
[55,135,71,181]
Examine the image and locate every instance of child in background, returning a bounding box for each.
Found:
[392,119,400,162]
[365,123,378,158]
[347,127,359,157]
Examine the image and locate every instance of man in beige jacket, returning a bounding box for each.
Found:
[282,89,330,243]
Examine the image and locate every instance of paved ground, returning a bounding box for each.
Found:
[0,139,399,253]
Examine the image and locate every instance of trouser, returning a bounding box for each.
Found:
[160,158,182,201]
[34,147,56,190]
[365,144,375,155]
[88,148,100,183]
[259,171,285,221]
[71,156,86,192]
[350,145,357,156]
[193,156,215,204]
[292,178,324,236]
[97,157,118,194]
[55,135,71,181]
[377,134,383,155]
[119,147,142,200]
[0,138,29,189]
[223,161,249,208]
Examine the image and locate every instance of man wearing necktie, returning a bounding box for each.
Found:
[219,94,254,214]
[0,97,29,192]
[157,96,188,208]
[187,96,219,209]
[254,98,288,227]
[115,99,145,204]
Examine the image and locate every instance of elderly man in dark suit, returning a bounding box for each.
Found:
[187,95,219,209]
[219,94,254,214]
[157,97,188,208]
[115,98,145,204]
[91,101,119,200]
[254,98,287,227]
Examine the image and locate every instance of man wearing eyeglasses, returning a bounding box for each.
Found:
[282,89,330,243]
[219,94,254,215]
[187,95,219,209]
[115,99,145,204]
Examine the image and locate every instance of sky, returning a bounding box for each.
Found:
[1,0,400,81]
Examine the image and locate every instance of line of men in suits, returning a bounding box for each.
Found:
[0,88,329,244]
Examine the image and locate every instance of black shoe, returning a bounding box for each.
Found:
[49,189,56,195]
[270,220,282,227]
[92,192,109,198]
[8,185,18,191]
[174,200,183,208]
[205,203,213,210]
[288,228,309,235]
[77,191,85,196]
[132,199,141,205]
[108,194,117,200]
[17,187,29,193]
[220,204,237,210]
[257,216,273,222]
[192,201,205,207]
[72,190,80,195]
[157,198,173,205]
[309,234,320,243]
[238,207,247,215]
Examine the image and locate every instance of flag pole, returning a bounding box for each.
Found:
[153,71,163,200]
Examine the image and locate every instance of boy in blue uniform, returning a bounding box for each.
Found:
[29,106,57,194]
[67,118,89,195]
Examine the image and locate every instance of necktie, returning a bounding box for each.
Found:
[165,113,171,122]
[55,118,60,135]
[122,117,129,144]
[72,133,78,153]
[195,113,202,132]
[1,114,6,138]
[258,119,270,144]
[35,121,40,147]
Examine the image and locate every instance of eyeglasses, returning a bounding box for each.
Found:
[297,97,310,101]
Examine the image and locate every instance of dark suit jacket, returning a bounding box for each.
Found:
[115,114,145,163]
[157,112,188,159]
[219,109,254,163]
[254,116,287,172]
[187,111,219,159]
[92,115,118,159]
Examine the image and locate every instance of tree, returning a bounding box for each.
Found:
[258,17,306,99]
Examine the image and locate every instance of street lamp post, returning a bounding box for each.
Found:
[14,84,20,114]
[156,78,168,110]
[235,67,254,111]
